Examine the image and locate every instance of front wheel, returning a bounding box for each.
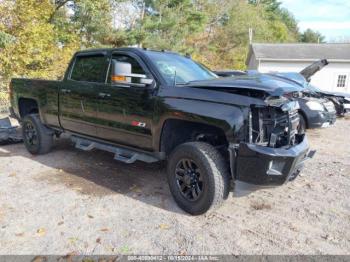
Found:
[22,114,53,155]
[167,142,230,215]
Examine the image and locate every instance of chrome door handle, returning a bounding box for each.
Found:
[61,89,71,94]
[98,92,111,98]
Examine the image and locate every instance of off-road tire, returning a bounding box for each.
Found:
[167,142,230,215]
[22,114,53,155]
[297,113,306,135]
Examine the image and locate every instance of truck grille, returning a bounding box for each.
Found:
[249,106,299,148]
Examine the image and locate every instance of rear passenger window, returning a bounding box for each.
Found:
[70,55,109,83]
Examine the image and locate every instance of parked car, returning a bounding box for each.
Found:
[9,48,313,215]
[273,70,350,117]
[264,73,337,133]
[216,60,350,116]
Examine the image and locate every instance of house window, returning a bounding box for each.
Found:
[337,75,347,88]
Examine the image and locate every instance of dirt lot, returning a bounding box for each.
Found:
[0,117,349,255]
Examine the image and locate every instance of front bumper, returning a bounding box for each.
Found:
[308,110,336,128]
[229,135,314,186]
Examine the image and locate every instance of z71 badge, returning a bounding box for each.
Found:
[131,121,146,128]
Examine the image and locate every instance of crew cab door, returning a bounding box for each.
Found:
[59,53,110,137]
[96,52,156,150]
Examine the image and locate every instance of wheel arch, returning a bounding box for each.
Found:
[159,118,229,157]
[18,97,40,119]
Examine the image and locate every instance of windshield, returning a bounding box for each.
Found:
[145,51,217,85]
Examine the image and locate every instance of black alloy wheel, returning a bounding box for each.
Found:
[175,158,203,201]
[22,114,53,155]
[23,121,38,147]
[167,142,230,215]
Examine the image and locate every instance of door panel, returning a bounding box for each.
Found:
[59,81,100,137]
[96,53,155,150]
[97,85,154,150]
[59,53,110,137]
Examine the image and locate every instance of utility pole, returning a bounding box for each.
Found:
[249,28,253,44]
[139,1,146,48]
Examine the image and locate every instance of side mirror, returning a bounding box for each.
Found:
[111,60,154,88]
[111,61,132,83]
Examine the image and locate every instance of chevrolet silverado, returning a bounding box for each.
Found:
[9,48,313,215]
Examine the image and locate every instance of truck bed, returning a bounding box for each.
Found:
[10,78,62,128]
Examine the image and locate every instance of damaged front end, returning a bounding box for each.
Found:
[229,98,314,187]
[327,96,350,116]
[343,97,350,114]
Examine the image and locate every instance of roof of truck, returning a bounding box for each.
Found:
[75,47,180,56]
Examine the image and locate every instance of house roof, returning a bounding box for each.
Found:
[247,43,350,64]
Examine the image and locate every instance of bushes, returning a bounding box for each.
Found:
[0,84,9,113]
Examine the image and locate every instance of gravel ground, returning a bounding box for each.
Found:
[0,117,349,255]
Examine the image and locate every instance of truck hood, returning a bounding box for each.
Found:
[161,74,300,111]
[182,74,301,97]
[299,59,328,82]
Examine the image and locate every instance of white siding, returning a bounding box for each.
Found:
[311,63,350,93]
[258,61,308,73]
[254,61,350,94]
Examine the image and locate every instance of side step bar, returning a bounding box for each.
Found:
[71,136,159,164]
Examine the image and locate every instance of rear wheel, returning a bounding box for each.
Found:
[167,142,230,215]
[22,114,53,155]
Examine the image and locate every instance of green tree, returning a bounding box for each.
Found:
[0,0,58,80]
[0,0,328,96]
[0,0,82,92]
[70,0,114,47]
[128,0,207,52]
[0,0,124,85]
[248,0,299,41]
[189,0,299,69]
[300,29,326,43]
[0,31,15,49]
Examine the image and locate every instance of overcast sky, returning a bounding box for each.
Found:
[280,0,350,42]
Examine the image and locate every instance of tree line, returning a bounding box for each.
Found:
[0,0,325,94]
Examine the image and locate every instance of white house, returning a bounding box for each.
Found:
[246,43,350,94]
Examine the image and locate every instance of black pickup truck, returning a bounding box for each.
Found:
[9,48,313,215]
